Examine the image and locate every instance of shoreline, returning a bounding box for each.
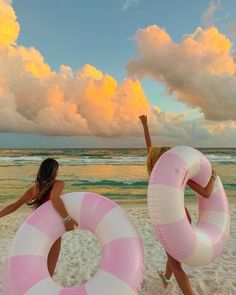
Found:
[1,196,235,211]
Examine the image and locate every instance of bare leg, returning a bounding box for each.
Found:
[165,258,173,279]
[167,253,195,295]
[159,259,173,289]
[47,237,61,276]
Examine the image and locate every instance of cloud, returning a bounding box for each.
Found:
[231,22,236,36]
[121,0,139,11]
[150,107,236,147]
[0,0,154,137]
[0,57,151,136]
[0,0,19,46]
[126,25,236,121]
[1,0,236,147]
[201,0,221,27]
[2,0,12,4]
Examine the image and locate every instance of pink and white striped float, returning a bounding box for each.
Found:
[3,192,144,295]
[148,146,230,267]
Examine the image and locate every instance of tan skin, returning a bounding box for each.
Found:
[139,114,216,295]
[0,176,78,277]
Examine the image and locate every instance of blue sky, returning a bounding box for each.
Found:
[1,0,236,147]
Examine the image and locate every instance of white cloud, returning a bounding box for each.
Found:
[121,0,139,11]
[201,0,221,27]
[127,25,236,121]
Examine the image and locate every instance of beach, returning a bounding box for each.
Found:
[0,148,236,294]
[0,199,235,295]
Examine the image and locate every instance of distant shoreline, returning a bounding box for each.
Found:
[1,197,235,213]
[1,147,236,150]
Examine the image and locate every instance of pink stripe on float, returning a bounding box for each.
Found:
[60,287,87,295]
[3,256,48,295]
[26,202,65,241]
[154,218,197,261]
[198,222,227,259]
[101,237,144,292]
[80,192,117,232]
[149,153,189,190]
[190,150,211,187]
[198,188,229,213]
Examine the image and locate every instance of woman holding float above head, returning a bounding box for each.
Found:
[139,114,217,295]
[0,158,78,276]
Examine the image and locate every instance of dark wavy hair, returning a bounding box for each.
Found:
[27,158,59,209]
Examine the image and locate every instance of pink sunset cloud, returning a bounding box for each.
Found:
[0,0,152,137]
[126,25,236,121]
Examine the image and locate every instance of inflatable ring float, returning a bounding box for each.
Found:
[3,192,144,294]
[148,146,230,266]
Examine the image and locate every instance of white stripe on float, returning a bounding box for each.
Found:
[148,184,185,224]
[182,228,213,266]
[95,207,138,246]
[24,278,62,295]
[61,192,85,224]
[8,223,52,257]
[199,211,230,236]
[85,269,137,295]
[168,146,200,178]
[212,176,223,194]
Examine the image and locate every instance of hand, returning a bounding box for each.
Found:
[139,115,147,125]
[64,218,79,231]
[212,169,217,179]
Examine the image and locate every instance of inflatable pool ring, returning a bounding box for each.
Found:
[3,192,144,295]
[148,146,230,266]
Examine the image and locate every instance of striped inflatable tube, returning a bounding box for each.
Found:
[3,192,144,294]
[148,146,230,267]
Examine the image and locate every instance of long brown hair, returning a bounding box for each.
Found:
[27,158,59,209]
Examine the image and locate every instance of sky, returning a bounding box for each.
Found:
[0,0,236,148]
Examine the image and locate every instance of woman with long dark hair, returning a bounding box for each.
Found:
[0,158,78,276]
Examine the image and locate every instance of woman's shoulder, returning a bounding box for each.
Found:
[26,185,37,201]
[53,180,65,187]
[50,180,64,198]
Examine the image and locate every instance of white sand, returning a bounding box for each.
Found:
[0,201,235,295]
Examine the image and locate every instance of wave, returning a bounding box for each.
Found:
[70,179,148,188]
[0,156,43,162]
[0,151,236,164]
[104,193,146,200]
[205,154,236,163]
[0,156,146,165]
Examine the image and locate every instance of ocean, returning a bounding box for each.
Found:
[0,148,236,205]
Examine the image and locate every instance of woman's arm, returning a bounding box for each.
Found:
[139,115,152,153]
[187,170,217,198]
[50,180,78,231]
[0,187,35,218]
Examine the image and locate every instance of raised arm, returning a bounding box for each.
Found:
[50,180,78,231]
[139,115,152,153]
[0,187,35,218]
[187,169,217,198]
